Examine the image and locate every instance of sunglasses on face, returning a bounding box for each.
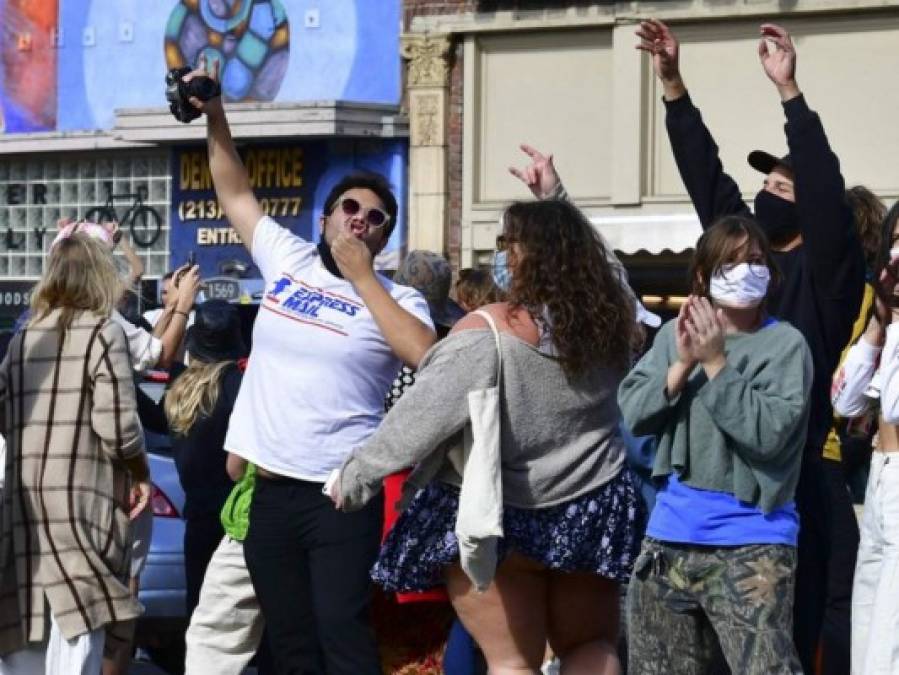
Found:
[334,197,390,230]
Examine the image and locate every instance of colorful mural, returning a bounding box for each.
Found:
[0,0,401,134]
[0,0,58,132]
[165,0,290,101]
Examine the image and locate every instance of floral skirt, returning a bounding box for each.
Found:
[371,467,643,592]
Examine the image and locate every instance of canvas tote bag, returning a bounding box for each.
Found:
[454,309,505,591]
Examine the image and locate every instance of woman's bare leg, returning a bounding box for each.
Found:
[446,553,548,675]
[547,571,621,675]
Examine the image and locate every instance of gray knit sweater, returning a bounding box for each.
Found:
[618,319,813,513]
[339,329,626,510]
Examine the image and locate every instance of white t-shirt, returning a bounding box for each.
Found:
[143,307,195,330]
[224,216,432,481]
[111,310,162,373]
[142,308,164,328]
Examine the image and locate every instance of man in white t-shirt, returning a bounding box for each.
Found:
[184,56,437,675]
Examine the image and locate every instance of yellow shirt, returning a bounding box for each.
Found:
[823,283,875,461]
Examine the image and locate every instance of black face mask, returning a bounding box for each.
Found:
[317,239,343,279]
[753,190,800,244]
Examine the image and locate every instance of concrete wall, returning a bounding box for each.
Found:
[402,0,899,267]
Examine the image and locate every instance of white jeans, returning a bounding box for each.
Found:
[0,613,104,675]
[185,536,264,675]
[851,452,899,674]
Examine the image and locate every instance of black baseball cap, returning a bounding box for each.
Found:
[747,151,793,175]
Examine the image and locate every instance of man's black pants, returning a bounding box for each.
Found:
[820,456,860,675]
[244,475,384,675]
[793,451,838,674]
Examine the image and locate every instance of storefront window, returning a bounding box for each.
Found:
[0,151,171,279]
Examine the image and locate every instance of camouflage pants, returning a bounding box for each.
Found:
[627,538,803,675]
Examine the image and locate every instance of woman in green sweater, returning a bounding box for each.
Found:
[619,214,812,675]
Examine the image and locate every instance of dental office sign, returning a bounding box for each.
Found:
[170,139,409,277]
[170,144,308,277]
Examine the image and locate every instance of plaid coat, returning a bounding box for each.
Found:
[0,309,145,653]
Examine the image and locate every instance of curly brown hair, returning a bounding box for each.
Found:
[846,185,886,271]
[501,200,636,377]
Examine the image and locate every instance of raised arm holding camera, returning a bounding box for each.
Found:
[172,56,436,675]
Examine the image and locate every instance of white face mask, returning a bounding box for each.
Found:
[709,263,770,308]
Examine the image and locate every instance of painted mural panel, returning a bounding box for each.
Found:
[0,0,400,133]
[0,0,58,132]
[165,0,291,101]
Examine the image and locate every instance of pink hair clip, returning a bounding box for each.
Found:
[50,220,115,250]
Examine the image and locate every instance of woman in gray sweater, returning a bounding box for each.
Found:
[334,199,642,675]
[619,215,813,675]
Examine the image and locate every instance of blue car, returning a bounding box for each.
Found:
[134,378,189,672]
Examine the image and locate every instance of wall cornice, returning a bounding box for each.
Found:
[409,0,899,35]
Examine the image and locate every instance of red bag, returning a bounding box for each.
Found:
[383,471,448,604]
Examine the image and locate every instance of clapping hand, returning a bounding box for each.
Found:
[508,144,561,199]
[683,296,726,367]
[675,300,697,368]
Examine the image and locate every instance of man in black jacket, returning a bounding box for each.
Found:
[636,18,865,672]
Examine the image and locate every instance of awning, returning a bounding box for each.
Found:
[590,213,703,255]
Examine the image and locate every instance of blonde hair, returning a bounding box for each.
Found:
[30,233,124,331]
[164,360,235,436]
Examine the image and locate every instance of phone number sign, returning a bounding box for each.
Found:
[170,144,312,276]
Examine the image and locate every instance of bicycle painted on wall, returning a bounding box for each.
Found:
[84,185,162,247]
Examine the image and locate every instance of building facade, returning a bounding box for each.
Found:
[401,0,899,310]
[0,0,409,322]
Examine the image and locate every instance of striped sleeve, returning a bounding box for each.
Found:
[90,322,145,461]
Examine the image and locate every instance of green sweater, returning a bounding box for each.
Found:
[618,319,812,513]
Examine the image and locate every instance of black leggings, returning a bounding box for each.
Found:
[244,475,383,675]
[184,514,226,620]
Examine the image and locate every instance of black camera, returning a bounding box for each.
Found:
[165,67,221,123]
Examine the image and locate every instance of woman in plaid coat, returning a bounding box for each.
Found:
[0,232,150,674]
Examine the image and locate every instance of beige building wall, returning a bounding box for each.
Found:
[402,1,899,268]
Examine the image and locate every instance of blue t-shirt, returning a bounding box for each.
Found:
[646,473,799,546]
